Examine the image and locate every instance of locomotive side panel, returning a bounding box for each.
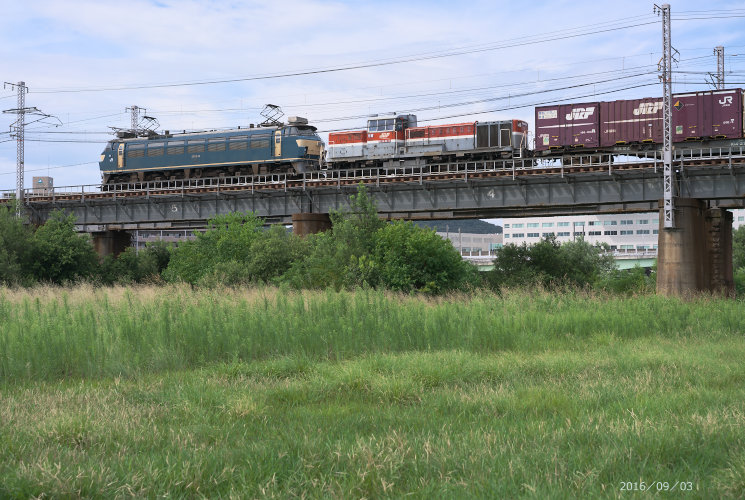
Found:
[327,131,367,161]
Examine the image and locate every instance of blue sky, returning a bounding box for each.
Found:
[1,0,744,190]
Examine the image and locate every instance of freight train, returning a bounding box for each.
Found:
[98,88,745,184]
[534,88,745,155]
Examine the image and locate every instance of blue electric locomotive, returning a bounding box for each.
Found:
[98,116,323,184]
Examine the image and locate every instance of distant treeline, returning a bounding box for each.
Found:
[414,219,502,234]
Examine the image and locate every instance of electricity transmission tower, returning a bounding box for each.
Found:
[126,105,142,134]
[2,81,58,217]
[117,105,158,137]
[655,4,677,229]
[715,46,725,89]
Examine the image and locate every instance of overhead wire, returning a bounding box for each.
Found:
[29,16,659,94]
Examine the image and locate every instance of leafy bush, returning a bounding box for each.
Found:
[373,220,478,293]
[487,235,616,290]
[283,185,386,290]
[26,210,99,284]
[0,205,33,285]
[99,241,171,285]
[164,212,305,286]
[596,265,656,295]
[164,212,263,284]
[734,267,745,297]
[282,185,477,293]
[734,226,745,271]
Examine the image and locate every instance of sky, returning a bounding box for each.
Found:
[1,0,745,192]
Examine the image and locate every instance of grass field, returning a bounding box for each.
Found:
[1,286,744,497]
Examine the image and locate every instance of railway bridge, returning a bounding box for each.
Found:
[3,147,745,295]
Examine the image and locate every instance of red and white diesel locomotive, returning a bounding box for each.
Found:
[326,113,529,168]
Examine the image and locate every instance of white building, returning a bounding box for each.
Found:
[733,208,745,230]
[436,231,503,256]
[503,213,659,254]
[503,208,745,257]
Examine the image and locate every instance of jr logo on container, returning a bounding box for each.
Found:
[565,107,595,120]
[719,96,733,106]
[633,102,663,115]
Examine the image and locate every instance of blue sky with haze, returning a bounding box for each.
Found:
[1,0,744,189]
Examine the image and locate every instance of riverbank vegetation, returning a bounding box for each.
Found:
[1,286,744,497]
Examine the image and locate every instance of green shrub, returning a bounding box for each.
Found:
[164,212,263,284]
[486,236,614,290]
[373,220,478,293]
[0,205,33,285]
[99,241,171,285]
[26,210,98,284]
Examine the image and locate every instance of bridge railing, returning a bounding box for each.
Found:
[3,147,745,202]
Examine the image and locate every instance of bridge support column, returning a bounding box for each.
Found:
[92,230,132,259]
[292,213,331,236]
[656,198,733,296]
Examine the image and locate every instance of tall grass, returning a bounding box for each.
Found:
[1,285,743,382]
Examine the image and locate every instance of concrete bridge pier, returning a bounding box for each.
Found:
[292,213,332,236]
[92,230,131,259]
[657,198,734,296]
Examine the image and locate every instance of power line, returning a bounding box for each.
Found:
[0,161,98,177]
[30,18,658,94]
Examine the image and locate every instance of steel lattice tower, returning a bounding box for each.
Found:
[3,81,28,217]
[127,105,142,135]
[656,4,675,228]
[15,82,25,216]
[715,46,725,89]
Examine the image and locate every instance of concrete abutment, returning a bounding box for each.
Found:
[91,230,131,259]
[657,198,734,296]
[292,213,332,236]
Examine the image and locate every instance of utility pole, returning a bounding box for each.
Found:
[3,82,29,217]
[3,82,60,217]
[655,4,675,229]
[715,46,725,89]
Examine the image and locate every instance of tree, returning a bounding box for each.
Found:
[733,226,745,271]
[284,184,387,290]
[163,212,263,284]
[373,220,479,293]
[246,224,305,284]
[486,242,541,289]
[99,241,171,285]
[560,238,615,287]
[27,210,98,284]
[0,205,33,284]
[486,235,615,290]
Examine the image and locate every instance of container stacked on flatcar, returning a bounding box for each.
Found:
[535,88,744,154]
